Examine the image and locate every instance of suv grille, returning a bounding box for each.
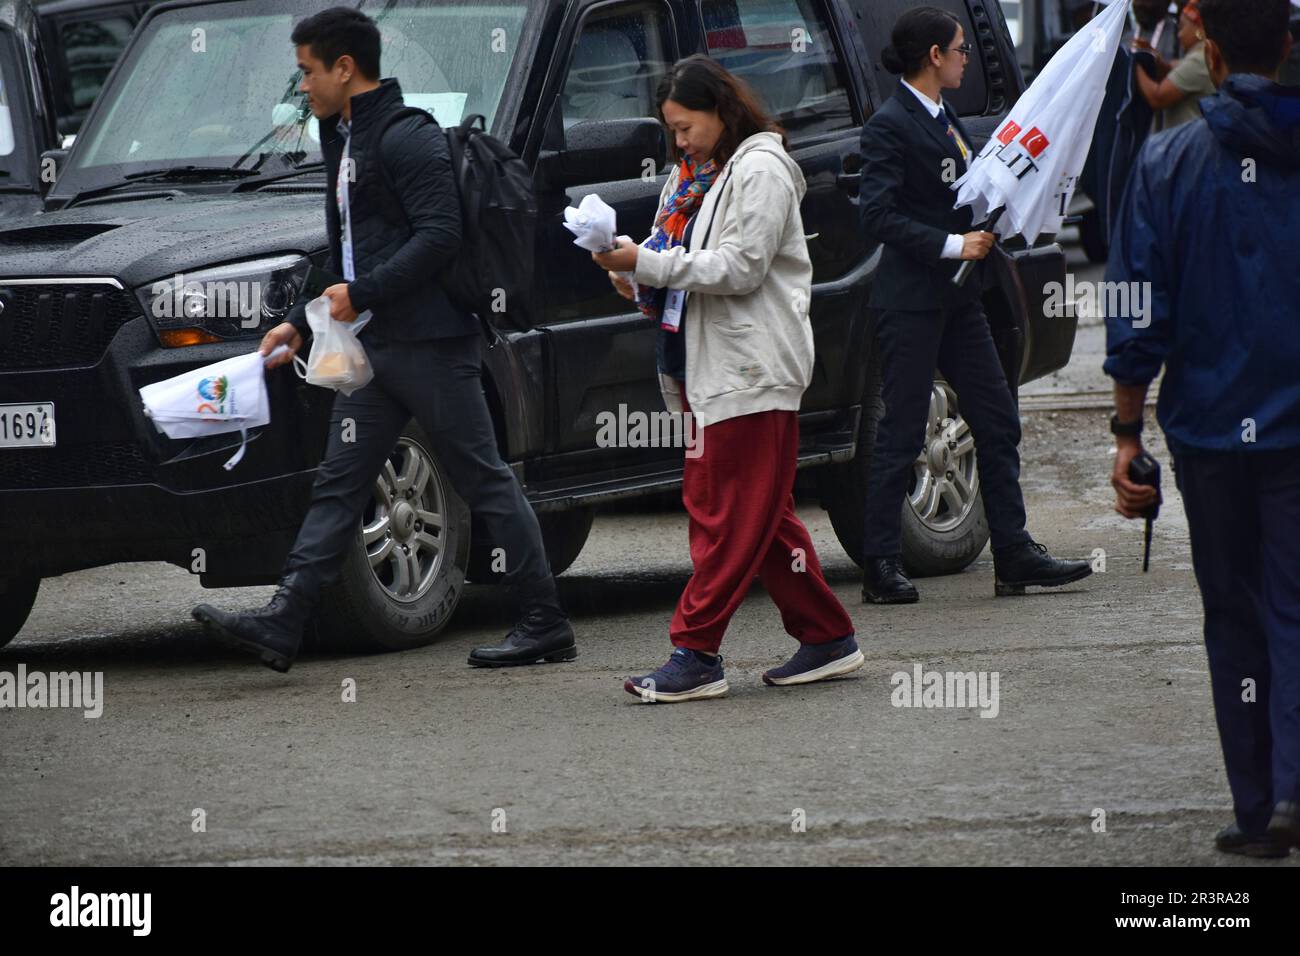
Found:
[0,282,141,370]
[0,441,152,489]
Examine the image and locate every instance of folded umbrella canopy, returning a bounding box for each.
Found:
[952,0,1132,251]
[139,345,289,471]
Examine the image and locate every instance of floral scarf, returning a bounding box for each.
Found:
[636,155,721,324]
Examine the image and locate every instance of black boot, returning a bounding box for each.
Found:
[1214,821,1289,859]
[993,541,1092,596]
[468,580,577,668]
[862,557,919,605]
[1266,801,1300,851]
[192,573,315,673]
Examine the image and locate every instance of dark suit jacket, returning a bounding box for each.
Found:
[858,83,985,311]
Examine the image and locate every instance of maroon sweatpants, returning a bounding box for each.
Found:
[670,394,856,655]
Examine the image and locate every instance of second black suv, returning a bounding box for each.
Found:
[0,0,1075,652]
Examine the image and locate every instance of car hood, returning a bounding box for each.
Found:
[0,192,328,286]
[0,192,45,221]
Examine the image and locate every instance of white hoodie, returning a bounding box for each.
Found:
[633,131,814,429]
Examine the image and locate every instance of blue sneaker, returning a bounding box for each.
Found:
[624,648,729,703]
[762,635,864,686]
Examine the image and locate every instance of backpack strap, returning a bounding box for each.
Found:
[370,106,439,228]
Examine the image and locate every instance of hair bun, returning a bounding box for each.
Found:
[880,44,905,74]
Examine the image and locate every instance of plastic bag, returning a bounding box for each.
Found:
[293,296,373,396]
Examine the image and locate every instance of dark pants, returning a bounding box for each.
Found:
[282,331,556,607]
[862,301,1030,558]
[1174,449,1300,833]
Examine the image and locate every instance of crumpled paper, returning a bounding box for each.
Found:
[563,192,637,296]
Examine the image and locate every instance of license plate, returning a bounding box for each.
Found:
[0,403,56,448]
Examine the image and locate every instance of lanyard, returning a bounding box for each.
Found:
[334,122,372,331]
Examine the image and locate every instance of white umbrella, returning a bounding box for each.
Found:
[952,0,1132,281]
[139,345,288,470]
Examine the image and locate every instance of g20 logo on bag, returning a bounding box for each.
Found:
[195,375,229,416]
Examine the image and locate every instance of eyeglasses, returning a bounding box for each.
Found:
[947,43,972,57]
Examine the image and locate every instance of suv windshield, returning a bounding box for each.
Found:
[66,0,533,187]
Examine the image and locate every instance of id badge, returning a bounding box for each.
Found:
[661,288,687,331]
[341,240,356,282]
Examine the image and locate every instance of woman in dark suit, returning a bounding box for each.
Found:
[857,6,1091,603]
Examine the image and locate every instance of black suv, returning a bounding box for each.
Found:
[0,0,1075,652]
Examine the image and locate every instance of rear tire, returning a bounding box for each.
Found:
[823,342,989,576]
[314,422,471,653]
[0,576,40,649]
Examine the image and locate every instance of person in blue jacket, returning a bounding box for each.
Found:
[1105,0,1300,859]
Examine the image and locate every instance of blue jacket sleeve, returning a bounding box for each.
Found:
[1102,139,1174,387]
[347,120,462,313]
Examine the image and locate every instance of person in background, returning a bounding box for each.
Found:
[1105,0,1300,858]
[1136,1,1218,131]
[1128,0,1181,64]
[593,55,862,703]
[856,7,1091,605]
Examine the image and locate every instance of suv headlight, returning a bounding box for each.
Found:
[138,255,311,344]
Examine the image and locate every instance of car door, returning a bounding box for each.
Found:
[529,0,684,472]
[696,0,870,414]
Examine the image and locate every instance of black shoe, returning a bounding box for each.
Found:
[862,557,919,604]
[1266,801,1300,851]
[993,540,1092,596]
[468,610,578,667]
[192,573,315,673]
[1214,821,1289,859]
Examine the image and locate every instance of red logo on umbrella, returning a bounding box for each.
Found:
[997,121,1021,145]
[1019,127,1050,158]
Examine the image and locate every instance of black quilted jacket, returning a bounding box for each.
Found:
[288,78,476,341]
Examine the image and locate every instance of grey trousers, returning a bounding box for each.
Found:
[282,330,557,608]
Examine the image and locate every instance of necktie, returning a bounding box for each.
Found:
[936,107,969,164]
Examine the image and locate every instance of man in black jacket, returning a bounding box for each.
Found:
[856,8,1090,604]
[193,7,575,672]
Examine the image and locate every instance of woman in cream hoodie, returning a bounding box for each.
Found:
[593,55,861,703]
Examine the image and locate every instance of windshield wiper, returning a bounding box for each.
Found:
[236,161,328,191]
[122,165,261,182]
[63,164,262,207]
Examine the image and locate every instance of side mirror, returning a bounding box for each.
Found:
[38,148,70,195]
[539,117,665,189]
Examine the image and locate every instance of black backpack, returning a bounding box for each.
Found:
[372,107,537,334]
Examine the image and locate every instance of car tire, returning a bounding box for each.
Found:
[823,347,989,576]
[313,422,471,653]
[0,576,40,649]
[466,507,595,584]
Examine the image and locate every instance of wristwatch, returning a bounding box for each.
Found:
[1110,414,1143,437]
